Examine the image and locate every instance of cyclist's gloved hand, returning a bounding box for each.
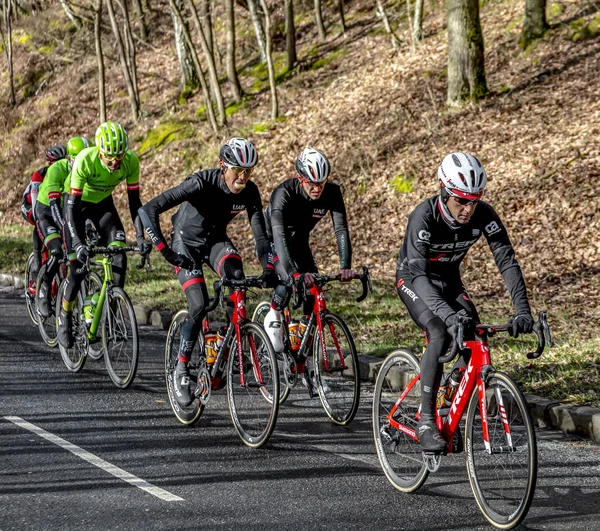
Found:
[258,266,278,288]
[75,243,90,263]
[445,309,475,337]
[137,238,152,258]
[509,312,534,338]
[303,272,315,287]
[161,248,194,271]
[340,269,354,283]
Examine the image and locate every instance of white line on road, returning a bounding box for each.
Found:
[4,415,184,502]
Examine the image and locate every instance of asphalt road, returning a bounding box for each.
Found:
[1,287,599,531]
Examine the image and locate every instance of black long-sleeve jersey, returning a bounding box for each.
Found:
[396,195,531,323]
[139,169,271,268]
[265,178,352,276]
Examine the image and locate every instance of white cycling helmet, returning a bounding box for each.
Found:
[437,152,487,200]
[219,138,258,168]
[296,147,330,183]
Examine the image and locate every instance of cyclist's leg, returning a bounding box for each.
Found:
[35,203,64,317]
[31,225,43,280]
[96,197,127,288]
[209,238,244,322]
[396,275,450,452]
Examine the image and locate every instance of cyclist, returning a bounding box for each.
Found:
[262,147,353,395]
[21,145,66,291]
[396,152,533,452]
[58,122,149,349]
[34,137,90,317]
[138,138,275,407]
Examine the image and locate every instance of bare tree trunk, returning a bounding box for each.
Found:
[106,0,140,120]
[169,0,219,133]
[185,0,226,125]
[2,0,16,105]
[225,0,243,102]
[94,0,106,122]
[447,0,487,106]
[405,0,415,52]
[116,0,140,107]
[131,0,148,41]
[258,0,278,119]
[375,0,400,49]
[413,0,424,41]
[337,0,345,34]
[247,0,267,63]
[169,0,200,93]
[199,0,213,54]
[314,0,326,40]
[285,0,296,69]
[520,0,548,49]
[58,0,82,29]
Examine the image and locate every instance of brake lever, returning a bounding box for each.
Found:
[527,311,552,359]
[355,266,372,303]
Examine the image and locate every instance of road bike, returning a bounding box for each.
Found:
[56,246,145,388]
[252,267,371,426]
[165,275,279,449]
[372,312,552,529]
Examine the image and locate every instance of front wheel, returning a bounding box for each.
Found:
[227,322,279,448]
[313,312,360,425]
[372,349,429,493]
[102,287,139,389]
[164,310,205,425]
[465,371,537,529]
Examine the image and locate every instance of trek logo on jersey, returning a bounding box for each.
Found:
[485,221,501,236]
[418,230,431,242]
[397,279,419,301]
[430,238,478,251]
[231,204,246,214]
[313,208,326,218]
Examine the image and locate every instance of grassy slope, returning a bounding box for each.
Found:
[0,0,599,404]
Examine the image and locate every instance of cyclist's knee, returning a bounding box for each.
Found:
[425,317,452,355]
[271,284,290,310]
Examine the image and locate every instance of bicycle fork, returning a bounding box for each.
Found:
[477,374,516,454]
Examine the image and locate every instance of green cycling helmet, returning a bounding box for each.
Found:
[95,121,128,157]
[66,136,90,160]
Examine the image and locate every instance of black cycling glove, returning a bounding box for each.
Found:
[161,248,194,271]
[509,313,534,338]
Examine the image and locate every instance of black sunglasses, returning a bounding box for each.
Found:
[453,196,479,206]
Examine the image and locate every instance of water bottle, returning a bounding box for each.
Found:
[215,326,227,352]
[298,317,308,341]
[204,330,217,365]
[83,296,93,325]
[443,367,465,406]
[288,320,300,351]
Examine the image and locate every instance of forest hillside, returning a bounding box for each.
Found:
[0,0,599,336]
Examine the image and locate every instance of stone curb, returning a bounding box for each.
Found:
[3,275,598,444]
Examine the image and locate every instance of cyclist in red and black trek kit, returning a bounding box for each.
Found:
[34,137,90,318]
[21,145,67,291]
[138,138,276,407]
[58,122,150,349]
[396,152,534,453]
[262,147,354,395]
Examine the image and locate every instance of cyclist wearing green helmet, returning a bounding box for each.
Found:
[34,136,90,317]
[58,121,150,349]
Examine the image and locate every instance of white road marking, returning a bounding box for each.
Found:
[4,416,184,502]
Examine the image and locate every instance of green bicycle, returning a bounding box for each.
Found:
[56,246,145,388]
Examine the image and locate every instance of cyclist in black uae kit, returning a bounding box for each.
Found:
[263,147,353,395]
[138,138,276,407]
[396,152,534,452]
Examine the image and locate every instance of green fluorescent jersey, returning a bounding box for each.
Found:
[66,146,140,203]
[37,158,70,207]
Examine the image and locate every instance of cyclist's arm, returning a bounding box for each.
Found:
[44,164,65,226]
[329,186,352,270]
[483,205,532,316]
[246,188,273,270]
[29,170,44,218]
[21,182,34,225]
[405,213,457,323]
[124,152,142,224]
[270,187,300,276]
[138,176,201,252]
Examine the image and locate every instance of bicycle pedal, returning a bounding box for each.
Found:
[422,452,442,473]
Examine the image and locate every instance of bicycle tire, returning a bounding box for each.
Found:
[25,253,39,326]
[465,371,537,529]
[372,349,429,493]
[56,278,87,373]
[313,312,360,425]
[35,263,60,348]
[102,286,139,389]
[164,309,205,425]
[252,300,292,405]
[227,321,279,448]
[85,271,104,361]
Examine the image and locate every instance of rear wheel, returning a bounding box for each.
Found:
[227,322,279,448]
[25,253,39,326]
[465,371,537,529]
[36,263,61,348]
[164,310,205,425]
[102,287,139,389]
[313,312,360,425]
[372,349,429,493]
[56,278,87,373]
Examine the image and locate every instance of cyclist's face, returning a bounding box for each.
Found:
[447,196,479,224]
[220,160,254,194]
[100,151,126,171]
[299,175,326,200]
